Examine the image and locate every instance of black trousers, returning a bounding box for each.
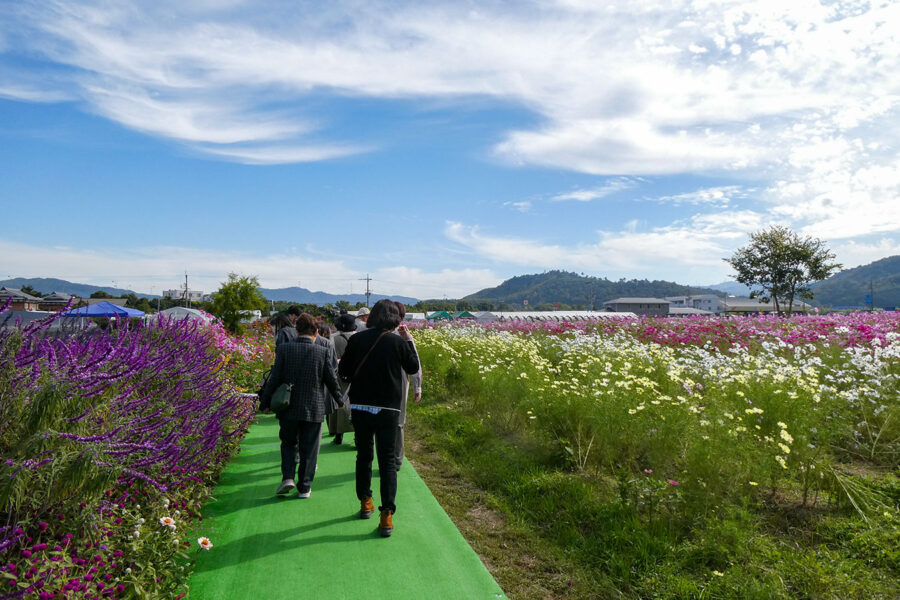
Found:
[352,409,400,513]
[278,419,322,493]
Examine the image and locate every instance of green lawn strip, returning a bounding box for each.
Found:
[187,414,507,600]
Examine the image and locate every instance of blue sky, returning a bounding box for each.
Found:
[2,0,899,299]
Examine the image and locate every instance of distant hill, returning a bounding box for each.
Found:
[0,277,156,299]
[0,277,418,306]
[259,286,418,306]
[810,255,900,308]
[463,271,723,308]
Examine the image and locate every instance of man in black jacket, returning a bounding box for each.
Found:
[339,299,419,536]
[261,313,343,498]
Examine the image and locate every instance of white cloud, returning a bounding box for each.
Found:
[373,266,501,299]
[502,200,532,213]
[445,210,770,282]
[0,84,71,103]
[0,238,496,299]
[831,238,900,270]
[553,178,640,202]
[652,185,749,207]
[2,0,900,237]
[198,141,371,164]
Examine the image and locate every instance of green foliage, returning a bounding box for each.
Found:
[726,225,842,314]
[208,273,268,333]
[19,285,43,297]
[90,290,114,299]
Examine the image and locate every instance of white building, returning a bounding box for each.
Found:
[163,289,205,302]
[665,295,724,313]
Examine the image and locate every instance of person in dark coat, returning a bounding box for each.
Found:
[271,313,298,347]
[326,313,357,444]
[339,299,419,536]
[261,313,343,498]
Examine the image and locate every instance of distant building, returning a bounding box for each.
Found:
[665,295,724,313]
[490,311,636,322]
[669,306,715,316]
[163,289,205,302]
[603,298,670,316]
[0,287,41,311]
[721,297,812,314]
[38,291,74,312]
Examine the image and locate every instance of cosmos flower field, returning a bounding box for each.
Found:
[411,312,900,597]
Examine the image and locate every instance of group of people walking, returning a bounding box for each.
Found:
[260,299,422,537]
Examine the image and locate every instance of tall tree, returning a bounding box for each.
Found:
[209,273,268,333]
[725,225,842,314]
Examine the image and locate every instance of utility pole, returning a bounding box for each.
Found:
[359,274,372,307]
[184,271,190,309]
[870,279,875,312]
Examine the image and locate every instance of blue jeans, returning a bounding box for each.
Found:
[352,409,400,512]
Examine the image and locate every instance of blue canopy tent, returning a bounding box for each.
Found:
[61,301,145,318]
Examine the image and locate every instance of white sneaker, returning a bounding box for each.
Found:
[276,479,296,495]
[297,490,311,499]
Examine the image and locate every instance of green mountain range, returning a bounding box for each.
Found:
[810,255,900,308]
[463,271,722,309]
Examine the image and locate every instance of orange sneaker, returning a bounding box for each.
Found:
[360,496,375,519]
[378,509,393,537]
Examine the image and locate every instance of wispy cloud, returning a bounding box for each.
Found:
[651,186,749,207]
[553,178,640,202]
[2,0,899,238]
[503,200,532,212]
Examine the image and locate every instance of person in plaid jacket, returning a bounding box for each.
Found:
[261,313,343,498]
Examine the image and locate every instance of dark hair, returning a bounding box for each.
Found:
[287,305,302,317]
[366,299,401,330]
[335,313,357,332]
[317,322,331,338]
[393,301,406,319]
[295,313,318,336]
[270,313,292,331]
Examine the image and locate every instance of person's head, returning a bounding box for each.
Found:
[294,313,318,336]
[366,299,401,330]
[335,313,357,333]
[287,305,302,324]
[393,301,406,320]
[317,321,331,338]
[357,306,369,322]
[270,313,292,331]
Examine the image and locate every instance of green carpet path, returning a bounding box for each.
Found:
[188,414,507,599]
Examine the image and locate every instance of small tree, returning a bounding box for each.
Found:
[20,285,43,297]
[90,290,114,299]
[725,225,841,314]
[209,273,268,333]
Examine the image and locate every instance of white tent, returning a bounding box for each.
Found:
[148,307,212,324]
